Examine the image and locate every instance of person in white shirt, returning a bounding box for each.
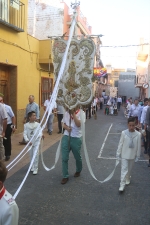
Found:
[23,111,43,175]
[117,96,122,110]
[104,95,108,105]
[0,160,19,225]
[44,94,57,135]
[140,98,149,154]
[116,117,141,192]
[91,97,97,116]
[61,107,85,184]
[128,99,141,125]
[102,90,105,97]
[126,99,132,112]
[0,96,16,161]
[109,105,114,115]
[0,100,7,160]
[57,103,64,134]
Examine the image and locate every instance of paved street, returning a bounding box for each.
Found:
[5,107,150,225]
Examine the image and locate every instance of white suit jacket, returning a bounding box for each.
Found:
[116,129,141,159]
[23,122,41,146]
[0,187,19,225]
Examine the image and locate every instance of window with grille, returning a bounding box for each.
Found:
[41,78,53,105]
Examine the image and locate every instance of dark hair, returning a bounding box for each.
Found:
[128,117,135,123]
[28,111,36,118]
[0,160,8,183]
[148,98,150,102]
[134,98,139,101]
[144,98,148,102]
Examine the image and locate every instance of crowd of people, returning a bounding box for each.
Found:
[1,91,150,223]
[85,94,123,118]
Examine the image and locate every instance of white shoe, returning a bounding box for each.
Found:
[33,169,38,175]
[126,179,130,185]
[126,176,131,185]
[119,186,125,192]
[30,168,34,172]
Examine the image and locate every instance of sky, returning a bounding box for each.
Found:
[65,0,150,69]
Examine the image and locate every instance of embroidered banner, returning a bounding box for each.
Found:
[53,38,96,109]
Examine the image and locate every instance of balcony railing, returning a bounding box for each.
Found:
[0,0,25,32]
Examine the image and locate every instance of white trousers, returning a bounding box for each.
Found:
[30,144,40,171]
[120,159,134,187]
[47,114,54,132]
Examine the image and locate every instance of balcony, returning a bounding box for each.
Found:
[0,0,25,32]
[135,74,148,87]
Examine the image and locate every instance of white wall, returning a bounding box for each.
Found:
[28,0,64,40]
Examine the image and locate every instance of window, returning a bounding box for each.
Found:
[41,78,53,105]
[0,0,24,32]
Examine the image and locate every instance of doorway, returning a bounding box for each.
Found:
[0,63,17,121]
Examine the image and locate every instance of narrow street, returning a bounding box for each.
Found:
[5,108,150,225]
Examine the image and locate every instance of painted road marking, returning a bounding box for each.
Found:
[98,157,148,162]
[98,123,113,158]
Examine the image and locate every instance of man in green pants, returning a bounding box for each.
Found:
[61,108,85,184]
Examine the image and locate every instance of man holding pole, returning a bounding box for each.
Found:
[61,107,85,184]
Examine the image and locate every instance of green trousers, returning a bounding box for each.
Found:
[61,135,82,178]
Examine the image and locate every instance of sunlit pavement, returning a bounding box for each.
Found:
[5,107,150,225]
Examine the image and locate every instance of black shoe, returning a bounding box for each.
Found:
[61,178,69,184]
[144,150,148,154]
[49,131,52,135]
[57,131,61,134]
[5,156,10,161]
[74,172,80,177]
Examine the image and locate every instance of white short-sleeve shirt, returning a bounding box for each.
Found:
[63,110,85,138]
[0,103,7,134]
[44,99,57,115]
[4,104,15,124]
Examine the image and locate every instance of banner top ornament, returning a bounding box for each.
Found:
[53,38,96,110]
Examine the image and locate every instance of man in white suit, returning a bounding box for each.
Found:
[116,117,141,192]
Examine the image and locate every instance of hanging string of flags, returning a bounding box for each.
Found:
[101,43,149,48]
[93,67,107,77]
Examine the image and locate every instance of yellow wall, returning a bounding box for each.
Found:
[39,40,53,64]
[0,0,54,132]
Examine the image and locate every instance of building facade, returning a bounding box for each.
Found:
[28,0,92,40]
[0,0,54,133]
[135,38,150,99]
[118,71,139,100]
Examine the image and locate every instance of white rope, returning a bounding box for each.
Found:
[13,138,41,199]
[40,138,61,171]
[39,109,66,171]
[8,145,32,171]
[98,156,148,162]
[80,110,119,183]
